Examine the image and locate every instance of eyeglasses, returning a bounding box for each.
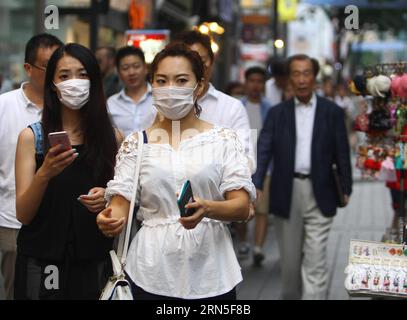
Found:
[30,63,47,72]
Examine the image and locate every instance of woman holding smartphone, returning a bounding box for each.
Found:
[96,43,256,300]
[14,43,123,299]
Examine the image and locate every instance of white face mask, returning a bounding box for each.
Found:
[152,84,198,120]
[54,79,90,110]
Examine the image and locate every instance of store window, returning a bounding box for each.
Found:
[0,0,36,87]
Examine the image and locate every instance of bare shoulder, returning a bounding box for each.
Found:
[114,128,125,145]
[18,127,35,144]
[146,124,170,144]
[198,119,214,132]
[16,127,36,155]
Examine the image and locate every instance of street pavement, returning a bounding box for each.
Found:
[236,179,393,300]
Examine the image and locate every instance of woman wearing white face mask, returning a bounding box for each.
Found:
[53,77,91,110]
[14,43,124,299]
[96,43,256,300]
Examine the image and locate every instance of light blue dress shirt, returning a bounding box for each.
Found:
[107,84,157,137]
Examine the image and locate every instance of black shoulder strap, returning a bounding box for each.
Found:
[142,130,148,144]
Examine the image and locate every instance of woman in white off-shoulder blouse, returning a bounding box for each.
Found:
[96,43,256,300]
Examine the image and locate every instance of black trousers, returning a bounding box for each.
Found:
[126,273,236,300]
[14,253,111,300]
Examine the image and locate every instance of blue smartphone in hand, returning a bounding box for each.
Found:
[177,180,196,217]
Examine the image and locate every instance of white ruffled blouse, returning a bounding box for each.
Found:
[105,126,256,299]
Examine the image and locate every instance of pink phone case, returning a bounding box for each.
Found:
[48,131,72,153]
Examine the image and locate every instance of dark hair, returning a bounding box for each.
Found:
[267,58,287,77]
[42,43,118,186]
[322,76,333,84]
[96,46,116,60]
[115,46,145,69]
[335,79,348,89]
[24,33,63,64]
[173,30,214,63]
[245,66,267,81]
[225,81,244,96]
[151,42,204,118]
[286,54,320,78]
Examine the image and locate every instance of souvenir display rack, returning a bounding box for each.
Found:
[352,61,407,244]
[345,239,407,298]
[346,62,407,298]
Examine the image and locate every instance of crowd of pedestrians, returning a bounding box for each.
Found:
[0,31,354,300]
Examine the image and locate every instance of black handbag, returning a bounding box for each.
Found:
[332,164,346,208]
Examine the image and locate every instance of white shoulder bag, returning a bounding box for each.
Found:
[100,131,144,300]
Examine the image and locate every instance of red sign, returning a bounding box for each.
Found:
[125,30,170,64]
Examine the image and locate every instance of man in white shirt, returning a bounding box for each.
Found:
[174,30,255,172]
[335,82,353,111]
[265,58,287,107]
[107,46,156,137]
[321,76,336,101]
[238,66,273,265]
[0,33,62,299]
[0,74,13,94]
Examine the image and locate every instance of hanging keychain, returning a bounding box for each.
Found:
[399,143,406,246]
[402,260,407,294]
[403,142,407,170]
[396,142,404,170]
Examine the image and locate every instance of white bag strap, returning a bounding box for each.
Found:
[110,250,122,276]
[117,131,144,264]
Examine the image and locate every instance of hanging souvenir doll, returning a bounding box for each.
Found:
[383,273,391,291]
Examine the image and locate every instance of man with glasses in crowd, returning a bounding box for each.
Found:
[0,33,63,299]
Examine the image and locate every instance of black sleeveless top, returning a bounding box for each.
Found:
[17,124,113,261]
